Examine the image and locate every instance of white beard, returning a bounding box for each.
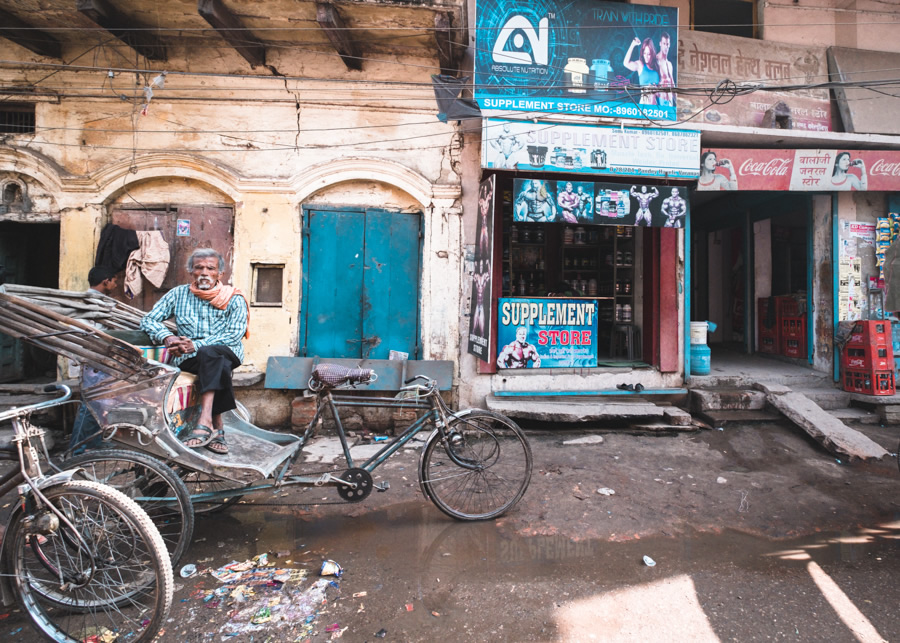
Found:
[197,278,214,290]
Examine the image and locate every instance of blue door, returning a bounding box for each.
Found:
[302,208,421,359]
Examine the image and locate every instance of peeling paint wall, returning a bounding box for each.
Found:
[0,31,463,397]
[812,194,834,373]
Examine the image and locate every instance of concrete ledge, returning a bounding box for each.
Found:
[485,395,669,423]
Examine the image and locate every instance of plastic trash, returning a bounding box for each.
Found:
[179,564,197,578]
[643,555,656,567]
[596,487,615,496]
[716,477,727,484]
[375,629,387,638]
[320,560,343,577]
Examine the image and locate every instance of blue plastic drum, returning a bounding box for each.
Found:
[690,343,711,376]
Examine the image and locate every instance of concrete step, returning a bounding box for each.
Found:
[696,408,786,428]
[691,388,767,412]
[791,387,852,410]
[828,407,882,425]
[691,372,832,390]
[484,395,686,425]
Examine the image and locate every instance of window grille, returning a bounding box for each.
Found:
[0,104,36,134]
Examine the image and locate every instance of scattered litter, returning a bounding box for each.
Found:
[375,629,387,638]
[320,560,343,578]
[218,541,226,548]
[717,427,724,431]
[352,591,368,598]
[405,603,414,612]
[738,490,750,513]
[325,624,341,633]
[716,477,727,484]
[179,564,197,578]
[374,436,389,442]
[277,550,291,558]
[643,556,656,567]
[562,435,604,445]
[835,459,842,465]
[431,611,441,617]
[596,488,615,496]
[251,607,272,624]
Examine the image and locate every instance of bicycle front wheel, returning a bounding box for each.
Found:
[420,410,533,520]
[5,480,173,642]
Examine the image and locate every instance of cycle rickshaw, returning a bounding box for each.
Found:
[0,291,532,565]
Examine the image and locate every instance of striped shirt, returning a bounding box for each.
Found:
[140,285,248,366]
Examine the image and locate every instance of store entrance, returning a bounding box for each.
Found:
[691,192,811,362]
[496,174,654,365]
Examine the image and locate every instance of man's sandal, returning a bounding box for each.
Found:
[206,429,228,455]
[181,424,215,448]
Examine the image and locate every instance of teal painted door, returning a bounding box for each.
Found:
[303,208,421,359]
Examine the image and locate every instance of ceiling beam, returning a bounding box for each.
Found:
[76,0,167,61]
[315,3,362,71]
[0,10,62,58]
[433,12,459,77]
[197,0,266,68]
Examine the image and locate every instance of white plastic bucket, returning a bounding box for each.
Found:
[690,321,708,345]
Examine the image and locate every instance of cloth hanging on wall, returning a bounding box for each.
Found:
[124,231,171,299]
[95,224,139,273]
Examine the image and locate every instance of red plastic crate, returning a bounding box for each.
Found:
[759,335,779,354]
[846,320,891,349]
[781,337,807,359]
[841,368,895,396]
[775,295,803,319]
[781,316,806,340]
[841,345,895,371]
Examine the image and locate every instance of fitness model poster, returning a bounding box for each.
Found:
[468,175,496,361]
[475,0,679,121]
[513,178,690,228]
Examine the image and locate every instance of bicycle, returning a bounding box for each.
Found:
[0,385,173,642]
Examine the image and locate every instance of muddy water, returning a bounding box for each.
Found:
[167,503,900,642]
[5,499,899,642]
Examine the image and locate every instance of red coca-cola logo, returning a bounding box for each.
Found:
[738,158,791,176]
[870,159,900,176]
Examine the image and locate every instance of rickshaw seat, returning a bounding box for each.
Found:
[166,371,198,414]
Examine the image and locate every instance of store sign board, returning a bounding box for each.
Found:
[697,149,900,191]
[468,176,496,361]
[497,298,598,369]
[513,178,690,228]
[475,0,679,121]
[482,118,700,179]
[677,31,830,131]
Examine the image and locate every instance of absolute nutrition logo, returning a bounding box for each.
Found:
[492,15,550,67]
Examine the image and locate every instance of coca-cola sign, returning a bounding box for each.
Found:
[698,148,900,191]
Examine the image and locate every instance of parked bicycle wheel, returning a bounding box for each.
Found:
[175,466,245,514]
[5,480,173,642]
[66,449,195,565]
[419,409,532,520]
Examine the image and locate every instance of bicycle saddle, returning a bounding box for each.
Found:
[310,363,376,389]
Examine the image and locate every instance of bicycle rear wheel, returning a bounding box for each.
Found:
[5,480,173,642]
[175,466,245,514]
[66,449,195,565]
[420,410,532,520]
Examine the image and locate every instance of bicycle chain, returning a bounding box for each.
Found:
[193,465,391,508]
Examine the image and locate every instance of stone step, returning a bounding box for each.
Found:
[691,388,767,412]
[485,395,677,424]
[828,407,882,425]
[695,408,786,428]
[791,388,852,410]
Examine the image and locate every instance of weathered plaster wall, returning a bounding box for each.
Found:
[761,0,900,51]
[0,36,463,392]
[812,194,834,373]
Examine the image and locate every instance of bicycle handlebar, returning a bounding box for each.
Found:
[0,384,72,423]
[402,374,437,392]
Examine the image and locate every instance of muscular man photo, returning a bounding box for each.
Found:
[497,326,542,369]
[630,185,660,226]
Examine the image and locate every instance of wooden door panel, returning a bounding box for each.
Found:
[362,210,420,359]
[304,210,365,358]
[109,206,233,311]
